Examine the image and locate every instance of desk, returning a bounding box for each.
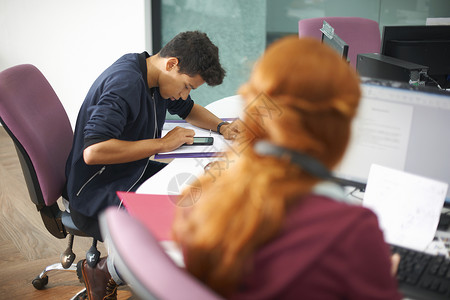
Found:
[136,158,213,195]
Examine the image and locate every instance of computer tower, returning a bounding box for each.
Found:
[356,53,429,86]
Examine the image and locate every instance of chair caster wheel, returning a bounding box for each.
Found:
[32,275,49,290]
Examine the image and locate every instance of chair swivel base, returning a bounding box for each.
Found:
[32,262,77,290]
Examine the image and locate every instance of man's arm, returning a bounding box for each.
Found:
[185,103,240,139]
[83,126,195,165]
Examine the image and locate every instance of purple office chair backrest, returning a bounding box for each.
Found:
[0,64,73,207]
[100,207,223,300]
[298,17,381,68]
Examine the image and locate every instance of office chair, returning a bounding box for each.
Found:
[99,207,223,300]
[0,64,100,290]
[298,17,381,68]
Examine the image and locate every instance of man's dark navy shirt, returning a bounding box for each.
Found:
[65,52,194,217]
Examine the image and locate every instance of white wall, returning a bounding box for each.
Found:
[0,0,151,126]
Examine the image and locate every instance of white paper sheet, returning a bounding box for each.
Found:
[363,164,448,251]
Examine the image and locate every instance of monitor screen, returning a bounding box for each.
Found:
[381,25,450,89]
[334,78,450,207]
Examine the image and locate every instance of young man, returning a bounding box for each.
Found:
[64,31,238,299]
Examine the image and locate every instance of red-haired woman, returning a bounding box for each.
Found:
[173,36,402,300]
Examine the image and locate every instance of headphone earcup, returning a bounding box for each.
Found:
[253,140,333,181]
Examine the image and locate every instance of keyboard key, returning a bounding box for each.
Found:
[438,283,448,294]
[430,280,440,291]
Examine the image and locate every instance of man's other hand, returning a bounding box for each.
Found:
[220,120,242,140]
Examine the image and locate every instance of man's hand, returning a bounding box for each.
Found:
[219,120,242,140]
[160,126,195,152]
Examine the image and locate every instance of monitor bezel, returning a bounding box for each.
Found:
[380,25,450,89]
[321,32,349,60]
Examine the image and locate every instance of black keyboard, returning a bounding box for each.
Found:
[391,245,450,300]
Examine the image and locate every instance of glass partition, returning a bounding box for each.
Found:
[160,0,266,115]
[159,0,450,115]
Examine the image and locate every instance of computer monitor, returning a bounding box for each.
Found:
[333,78,450,207]
[320,21,349,61]
[381,25,450,89]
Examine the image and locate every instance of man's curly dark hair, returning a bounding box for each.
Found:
[159,31,226,86]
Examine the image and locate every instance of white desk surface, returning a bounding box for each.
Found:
[136,157,213,195]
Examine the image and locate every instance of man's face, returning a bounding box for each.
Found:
[158,64,205,101]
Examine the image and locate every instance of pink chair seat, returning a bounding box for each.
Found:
[100,207,223,300]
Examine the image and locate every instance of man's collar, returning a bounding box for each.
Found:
[138,52,151,92]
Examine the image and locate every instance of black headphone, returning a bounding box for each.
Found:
[253,140,341,184]
[253,140,366,190]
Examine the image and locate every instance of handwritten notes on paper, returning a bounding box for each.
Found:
[363,164,448,251]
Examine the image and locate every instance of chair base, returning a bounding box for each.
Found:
[32,234,100,290]
[32,262,77,290]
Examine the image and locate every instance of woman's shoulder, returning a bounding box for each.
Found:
[289,193,377,228]
[258,193,382,261]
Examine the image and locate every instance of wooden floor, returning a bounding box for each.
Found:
[0,127,132,299]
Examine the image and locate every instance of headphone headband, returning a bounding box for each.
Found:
[253,140,334,181]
